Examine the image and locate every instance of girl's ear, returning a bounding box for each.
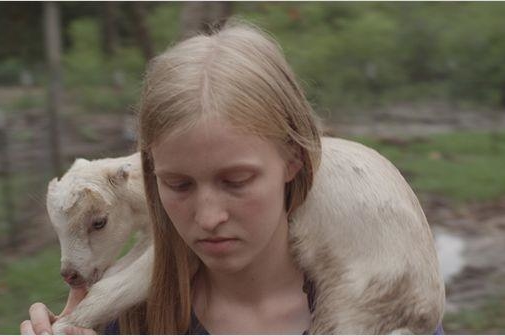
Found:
[285,157,303,183]
[282,143,303,182]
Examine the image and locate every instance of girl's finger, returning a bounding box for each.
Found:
[20,320,36,335]
[28,303,54,335]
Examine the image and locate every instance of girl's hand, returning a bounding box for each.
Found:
[20,302,56,335]
[20,287,96,335]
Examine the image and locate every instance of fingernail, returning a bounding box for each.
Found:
[42,332,50,335]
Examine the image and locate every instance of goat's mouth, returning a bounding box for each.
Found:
[86,267,106,287]
[68,280,86,289]
[67,267,108,289]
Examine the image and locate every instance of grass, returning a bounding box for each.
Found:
[0,172,47,247]
[0,232,139,334]
[3,93,46,112]
[443,290,505,334]
[0,245,67,334]
[353,131,505,202]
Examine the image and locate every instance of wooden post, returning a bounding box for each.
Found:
[0,111,16,249]
[44,1,63,177]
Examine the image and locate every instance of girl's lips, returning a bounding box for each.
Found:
[197,238,239,254]
[200,237,234,242]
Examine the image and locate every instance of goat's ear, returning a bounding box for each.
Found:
[47,177,59,194]
[71,158,90,170]
[108,163,132,185]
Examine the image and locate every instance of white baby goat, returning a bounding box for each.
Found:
[47,137,445,334]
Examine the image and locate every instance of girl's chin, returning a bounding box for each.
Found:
[198,255,249,275]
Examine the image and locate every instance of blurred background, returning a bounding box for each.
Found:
[0,2,504,334]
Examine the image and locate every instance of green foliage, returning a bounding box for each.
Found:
[438,4,505,106]
[63,18,108,87]
[236,2,505,111]
[62,17,142,112]
[0,245,68,334]
[0,58,24,85]
[110,47,144,78]
[239,3,404,109]
[147,3,182,53]
[355,131,505,202]
[4,3,505,111]
[70,85,137,113]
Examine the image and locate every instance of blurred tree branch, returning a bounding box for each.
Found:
[103,2,119,57]
[43,1,63,176]
[130,2,154,61]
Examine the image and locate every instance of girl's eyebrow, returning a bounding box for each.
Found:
[217,163,260,175]
[154,163,260,178]
[153,170,186,179]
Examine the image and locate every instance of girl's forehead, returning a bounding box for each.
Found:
[157,119,264,154]
[155,115,264,149]
[151,117,289,174]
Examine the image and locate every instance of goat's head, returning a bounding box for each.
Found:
[46,156,142,288]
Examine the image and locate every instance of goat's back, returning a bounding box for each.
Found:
[290,137,445,334]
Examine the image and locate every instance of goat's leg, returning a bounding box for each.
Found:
[103,233,151,278]
[52,245,153,333]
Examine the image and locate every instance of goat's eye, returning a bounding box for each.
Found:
[92,218,107,230]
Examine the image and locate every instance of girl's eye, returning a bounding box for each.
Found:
[167,181,192,192]
[224,176,253,188]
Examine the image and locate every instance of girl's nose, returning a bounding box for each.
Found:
[194,189,229,231]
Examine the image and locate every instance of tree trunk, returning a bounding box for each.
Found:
[103,2,119,56]
[131,2,155,61]
[180,1,232,40]
[43,1,63,177]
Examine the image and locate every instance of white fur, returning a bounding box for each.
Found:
[47,153,152,333]
[291,138,445,334]
[48,137,444,334]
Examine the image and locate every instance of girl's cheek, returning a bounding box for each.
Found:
[234,198,263,219]
[159,191,191,219]
[233,185,283,219]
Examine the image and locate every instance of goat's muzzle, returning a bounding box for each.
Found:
[60,268,85,287]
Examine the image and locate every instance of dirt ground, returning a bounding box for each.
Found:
[425,196,505,313]
[1,87,504,322]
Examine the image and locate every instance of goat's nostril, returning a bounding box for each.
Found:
[60,269,83,285]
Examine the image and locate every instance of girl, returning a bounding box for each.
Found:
[131,20,321,334]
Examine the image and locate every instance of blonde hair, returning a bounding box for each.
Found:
[123,20,322,334]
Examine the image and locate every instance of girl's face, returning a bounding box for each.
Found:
[151,117,300,274]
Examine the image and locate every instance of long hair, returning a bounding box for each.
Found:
[121,19,322,334]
